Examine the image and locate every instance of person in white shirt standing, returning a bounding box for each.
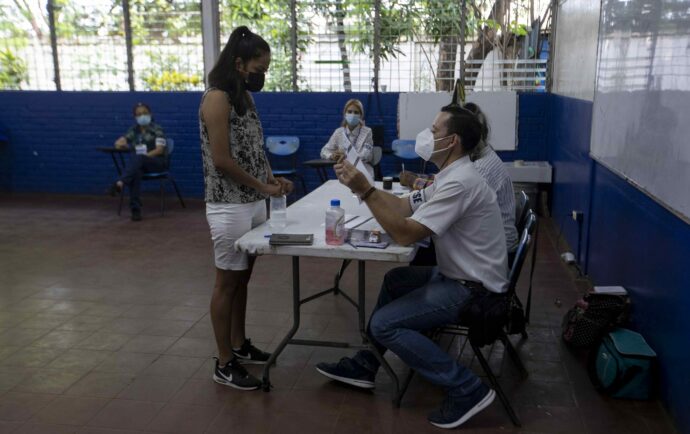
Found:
[320,99,375,179]
[315,104,508,429]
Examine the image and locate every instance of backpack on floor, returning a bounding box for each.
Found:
[588,328,656,400]
[561,293,629,348]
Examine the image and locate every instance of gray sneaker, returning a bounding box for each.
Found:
[212,357,262,390]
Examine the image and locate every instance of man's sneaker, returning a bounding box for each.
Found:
[232,339,271,364]
[427,383,496,429]
[212,357,262,390]
[315,357,376,389]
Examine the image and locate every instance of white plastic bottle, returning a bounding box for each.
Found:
[325,199,345,245]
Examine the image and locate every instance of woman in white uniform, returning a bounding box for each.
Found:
[320,99,375,179]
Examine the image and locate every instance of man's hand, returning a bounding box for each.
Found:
[330,150,344,161]
[399,170,417,188]
[275,177,294,195]
[334,158,371,195]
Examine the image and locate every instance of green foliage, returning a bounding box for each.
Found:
[0,49,27,90]
[221,0,304,91]
[140,51,202,91]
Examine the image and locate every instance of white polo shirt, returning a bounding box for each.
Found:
[408,156,509,294]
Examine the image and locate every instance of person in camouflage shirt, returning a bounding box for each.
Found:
[112,102,168,221]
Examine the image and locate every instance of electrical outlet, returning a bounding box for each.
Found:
[571,210,583,222]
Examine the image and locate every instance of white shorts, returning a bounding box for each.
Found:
[206,201,267,271]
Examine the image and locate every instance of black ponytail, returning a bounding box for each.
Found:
[207,26,270,116]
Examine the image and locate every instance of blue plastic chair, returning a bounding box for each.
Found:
[388,139,424,178]
[265,136,307,195]
[118,138,186,216]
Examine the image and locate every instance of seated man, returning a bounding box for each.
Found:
[401,102,518,266]
[316,104,509,429]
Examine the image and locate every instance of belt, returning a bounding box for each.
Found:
[458,279,485,291]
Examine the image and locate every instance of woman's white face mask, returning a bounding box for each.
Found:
[414,128,454,161]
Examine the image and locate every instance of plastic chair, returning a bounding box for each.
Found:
[265,136,307,195]
[118,138,186,216]
[397,212,538,427]
[388,139,423,178]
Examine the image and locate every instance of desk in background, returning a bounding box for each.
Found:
[96,146,129,176]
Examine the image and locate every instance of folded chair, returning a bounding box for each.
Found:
[398,212,538,427]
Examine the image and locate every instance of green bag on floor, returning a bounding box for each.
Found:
[588,328,657,400]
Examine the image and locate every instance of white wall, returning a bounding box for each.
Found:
[552,0,601,101]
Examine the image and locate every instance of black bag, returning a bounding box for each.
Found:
[459,291,510,347]
[561,293,629,348]
[505,294,527,335]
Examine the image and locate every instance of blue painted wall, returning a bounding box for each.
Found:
[0,91,549,196]
[550,93,690,434]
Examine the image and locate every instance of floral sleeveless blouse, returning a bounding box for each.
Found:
[199,88,268,204]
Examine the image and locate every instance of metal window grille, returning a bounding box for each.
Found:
[0,0,55,90]
[55,0,129,91]
[131,0,204,91]
[1,0,552,92]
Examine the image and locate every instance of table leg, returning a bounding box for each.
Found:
[110,153,123,176]
[356,260,401,406]
[317,167,328,183]
[262,256,301,391]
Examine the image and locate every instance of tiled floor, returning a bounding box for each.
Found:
[0,193,677,434]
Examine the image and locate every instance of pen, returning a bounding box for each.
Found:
[402,163,405,173]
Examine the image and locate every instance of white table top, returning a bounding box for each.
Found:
[236,181,417,262]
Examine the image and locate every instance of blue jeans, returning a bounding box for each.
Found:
[354,266,482,396]
[119,154,167,211]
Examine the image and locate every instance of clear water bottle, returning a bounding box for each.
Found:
[325,199,345,245]
[269,195,287,232]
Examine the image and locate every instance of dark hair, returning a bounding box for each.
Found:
[440,103,482,154]
[462,102,489,141]
[207,26,270,116]
[132,102,151,116]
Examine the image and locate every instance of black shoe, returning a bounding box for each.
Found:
[232,339,271,364]
[315,357,376,389]
[212,357,262,390]
[427,383,496,429]
[131,209,142,221]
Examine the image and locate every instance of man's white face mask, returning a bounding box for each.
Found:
[414,128,454,161]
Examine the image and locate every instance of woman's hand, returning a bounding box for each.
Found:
[334,158,370,195]
[259,179,283,197]
[275,177,294,195]
[114,137,128,150]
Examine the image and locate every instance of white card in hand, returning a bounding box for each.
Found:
[135,144,147,155]
[345,144,374,188]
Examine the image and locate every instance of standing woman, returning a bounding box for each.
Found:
[200,26,293,390]
[320,99,375,179]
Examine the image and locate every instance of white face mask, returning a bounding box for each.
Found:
[414,128,454,161]
[345,113,361,127]
[136,114,151,126]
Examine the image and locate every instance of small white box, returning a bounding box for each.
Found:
[504,161,553,183]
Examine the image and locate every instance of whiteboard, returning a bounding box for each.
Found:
[590,0,690,222]
[398,91,517,151]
